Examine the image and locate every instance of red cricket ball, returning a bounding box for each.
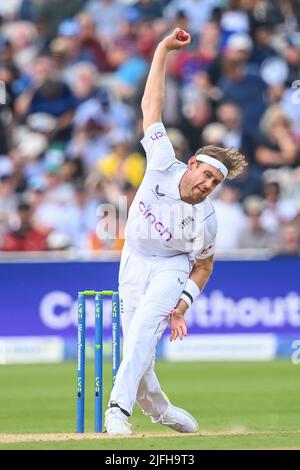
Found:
[176,30,188,42]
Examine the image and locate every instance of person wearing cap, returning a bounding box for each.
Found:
[237,195,277,251]
[104,28,247,436]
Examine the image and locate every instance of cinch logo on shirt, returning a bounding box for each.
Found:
[139,201,172,241]
[151,130,167,141]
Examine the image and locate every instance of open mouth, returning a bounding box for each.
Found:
[195,185,205,194]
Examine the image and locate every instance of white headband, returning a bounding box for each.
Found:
[195,154,228,178]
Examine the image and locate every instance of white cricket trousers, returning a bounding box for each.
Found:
[109,244,191,417]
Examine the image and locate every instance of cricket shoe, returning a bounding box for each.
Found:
[151,403,198,433]
[104,407,133,436]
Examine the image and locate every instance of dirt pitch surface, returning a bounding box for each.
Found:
[1,430,300,444]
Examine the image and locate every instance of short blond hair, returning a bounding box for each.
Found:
[195,145,248,179]
[260,104,291,137]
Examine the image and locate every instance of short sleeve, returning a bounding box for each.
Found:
[141,122,177,171]
[193,209,217,260]
[194,241,216,260]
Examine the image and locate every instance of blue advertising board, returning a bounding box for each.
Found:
[0,258,299,339]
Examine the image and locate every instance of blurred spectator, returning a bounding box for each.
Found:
[0,63,19,111]
[47,230,72,251]
[166,127,190,162]
[199,31,268,133]
[246,0,283,30]
[135,0,164,21]
[281,85,300,141]
[0,116,8,154]
[260,180,298,232]
[201,122,226,147]
[36,0,85,41]
[219,0,250,45]
[214,102,259,187]
[12,128,48,180]
[226,32,253,59]
[275,222,300,257]
[49,18,98,71]
[87,174,127,251]
[135,18,160,61]
[217,58,267,135]
[52,182,98,249]
[76,12,111,71]
[96,132,145,188]
[27,79,77,142]
[0,36,18,71]
[278,34,300,136]
[0,169,18,243]
[279,0,300,31]
[18,0,43,22]
[112,43,148,99]
[14,53,57,115]
[0,0,298,256]
[224,167,263,202]
[0,0,23,19]
[121,180,136,210]
[260,56,289,104]
[32,155,75,235]
[64,62,99,104]
[69,98,112,168]
[25,175,47,210]
[169,21,220,84]
[180,90,213,151]
[111,7,141,58]
[172,8,189,34]
[249,22,277,66]
[278,32,300,86]
[60,158,85,185]
[2,20,38,69]
[255,104,299,171]
[42,150,75,205]
[161,73,181,127]
[2,201,47,251]
[214,185,246,251]
[164,0,218,35]
[237,195,278,250]
[216,101,251,150]
[84,0,124,41]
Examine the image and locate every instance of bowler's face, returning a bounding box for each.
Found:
[185,158,224,203]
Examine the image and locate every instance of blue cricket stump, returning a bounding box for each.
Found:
[76,290,121,433]
[94,292,103,433]
[76,293,86,433]
[112,292,121,387]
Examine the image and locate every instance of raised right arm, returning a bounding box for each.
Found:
[141,28,190,134]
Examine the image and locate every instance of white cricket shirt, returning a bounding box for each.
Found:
[125,123,217,260]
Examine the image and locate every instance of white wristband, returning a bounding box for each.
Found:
[180,279,201,307]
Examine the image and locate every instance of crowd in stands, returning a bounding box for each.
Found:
[0,0,299,256]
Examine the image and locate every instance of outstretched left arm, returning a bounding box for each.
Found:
[169,256,214,341]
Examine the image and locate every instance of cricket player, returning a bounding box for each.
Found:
[105,28,247,435]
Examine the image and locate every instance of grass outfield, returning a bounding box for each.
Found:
[0,360,299,450]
